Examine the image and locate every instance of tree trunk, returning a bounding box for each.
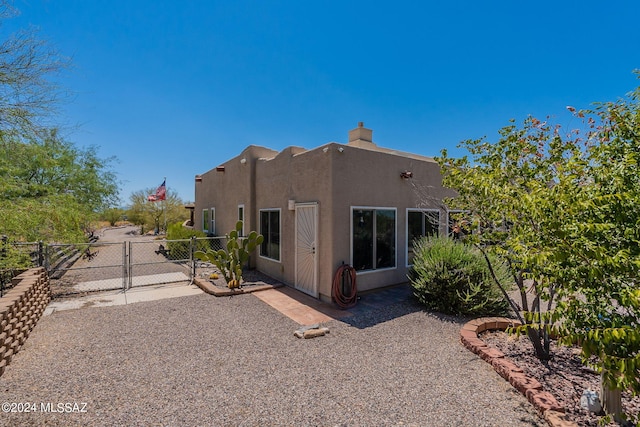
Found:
[527,326,550,360]
[601,373,623,422]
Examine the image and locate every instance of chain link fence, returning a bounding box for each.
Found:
[49,241,127,295]
[1,234,229,298]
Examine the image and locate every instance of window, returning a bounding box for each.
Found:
[352,208,396,271]
[260,209,280,261]
[238,205,245,236]
[407,209,440,265]
[202,209,209,234]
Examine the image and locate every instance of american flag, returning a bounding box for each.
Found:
[148,179,166,202]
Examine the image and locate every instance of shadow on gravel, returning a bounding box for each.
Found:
[340,283,470,329]
[341,299,424,329]
[340,284,422,329]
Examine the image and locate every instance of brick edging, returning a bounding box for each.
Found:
[0,267,51,378]
[460,317,577,427]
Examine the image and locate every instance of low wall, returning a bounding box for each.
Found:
[0,267,50,377]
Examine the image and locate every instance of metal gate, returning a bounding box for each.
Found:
[46,237,211,296]
[4,229,226,297]
[47,241,128,295]
[127,239,193,289]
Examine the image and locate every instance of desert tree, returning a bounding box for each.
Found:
[554,83,640,422]
[0,1,68,137]
[436,114,587,361]
[437,74,640,422]
[127,188,188,235]
[0,1,119,244]
[0,129,119,242]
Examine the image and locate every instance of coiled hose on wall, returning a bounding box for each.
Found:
[332,263,357,308]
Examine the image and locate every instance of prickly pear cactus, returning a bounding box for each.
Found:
[195,220,264,287]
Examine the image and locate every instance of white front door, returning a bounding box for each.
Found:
[294,203,318,298]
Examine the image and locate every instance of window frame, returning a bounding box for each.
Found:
[209,207,216,235]
[202,209,209,234]
[350,206,397,273]
[237,204,245,236]
[259,208,281,262]
[406,208,440,267]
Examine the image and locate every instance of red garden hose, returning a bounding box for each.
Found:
[332,263,357,308]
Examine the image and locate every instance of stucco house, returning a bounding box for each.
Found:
[194,122,456,302]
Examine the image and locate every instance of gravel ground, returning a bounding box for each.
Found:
[0,292,543,426]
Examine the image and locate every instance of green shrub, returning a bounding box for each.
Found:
[409,235,511,316]
[0,239,33,270]
[165,223,208,260]
[0,239,33,294]
[166,222,206,240]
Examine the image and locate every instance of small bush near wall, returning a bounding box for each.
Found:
[166,222,206,240]
[409,236,510,316]
[165,223,208,259]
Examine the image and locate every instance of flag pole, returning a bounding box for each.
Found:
[163,176,167,234]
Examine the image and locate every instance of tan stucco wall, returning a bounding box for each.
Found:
[253,142,455,300]
[254,146,333,296]
[327,143,454,294]
[194,145,278,248]
[195,139,456,302]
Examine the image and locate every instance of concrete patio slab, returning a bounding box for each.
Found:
[252,286,351,325]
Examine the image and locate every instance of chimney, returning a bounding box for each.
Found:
[348,122,375,146]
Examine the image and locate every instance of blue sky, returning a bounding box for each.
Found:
[8,0,640,204]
